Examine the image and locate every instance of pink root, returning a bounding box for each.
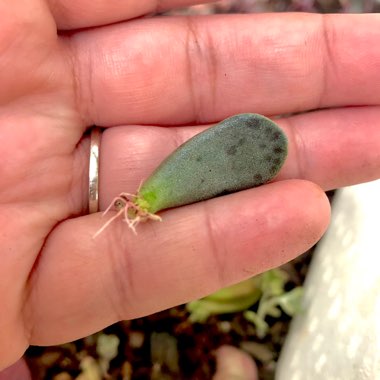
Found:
[93,193,161,238]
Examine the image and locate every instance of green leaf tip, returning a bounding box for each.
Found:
[95,113,288,235]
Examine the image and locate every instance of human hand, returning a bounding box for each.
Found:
[1,0,380,372]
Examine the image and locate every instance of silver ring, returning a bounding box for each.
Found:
[89,127,101,213]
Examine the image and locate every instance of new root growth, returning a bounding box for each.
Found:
[93,193,161,238]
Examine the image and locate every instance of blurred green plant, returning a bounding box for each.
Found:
[76,333,120,380]
[244,270,303,338]
[186,268,303,338]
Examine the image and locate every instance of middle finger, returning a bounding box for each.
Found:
[96,105,380,209]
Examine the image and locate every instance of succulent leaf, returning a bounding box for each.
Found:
[138,113,288,213]
[95,113,288,236]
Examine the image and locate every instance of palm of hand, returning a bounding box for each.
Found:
[0,3,85,365]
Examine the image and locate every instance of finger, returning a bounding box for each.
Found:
[277,106,380,189]
[85,105,380,213]
[68,13,380,126]
[26,180,329,344]
[50,0,213,29]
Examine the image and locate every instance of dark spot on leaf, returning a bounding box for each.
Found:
[245,118,260,129]
[272,131,281,141]
[254,174,263,182]
[196,155,202,162]
[265,126,273,136]
[273,157,281,165]
[265,154,272,162]
[273,146,284,154]
[215,189,231,197]
[270,165,278,173]
[237,137,246,146]
[226,145,237,155]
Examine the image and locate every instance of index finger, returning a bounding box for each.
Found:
[68,13,380,126]
[50,0,213,29]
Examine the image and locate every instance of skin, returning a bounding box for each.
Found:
[1,0,380,377]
